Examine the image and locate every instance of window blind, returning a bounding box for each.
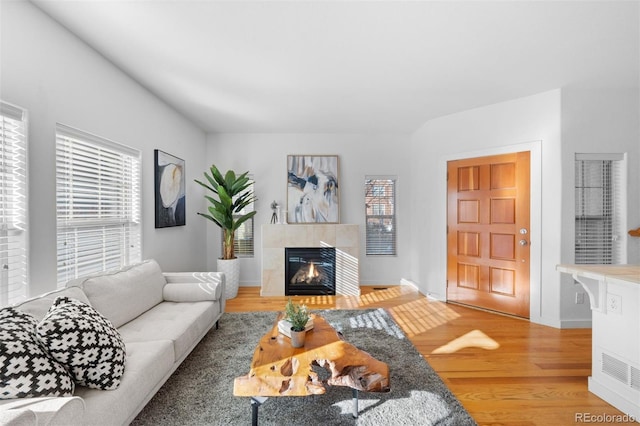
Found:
[0,101,28,306]
[232,217,254,257]
[365,177,397,256]
[575,154,626,264]
[56,124,141,287]
[221,178,255,257]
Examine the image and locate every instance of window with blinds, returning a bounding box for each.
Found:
[575,153,626,265]
[221,178,255,257]
[56,124,141,287]
[365,177,397,256]
[0,101,28,306]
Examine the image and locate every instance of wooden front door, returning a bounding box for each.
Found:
[447,151,531,318]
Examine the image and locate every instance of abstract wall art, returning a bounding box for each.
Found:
[154,149,185,228]
[287,155,339,224]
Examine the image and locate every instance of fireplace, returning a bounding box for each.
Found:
[285,247,336,295]
[261,224,359,296]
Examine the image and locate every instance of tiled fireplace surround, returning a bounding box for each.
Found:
[261,224,360,296]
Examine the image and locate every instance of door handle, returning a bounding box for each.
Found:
[519,239,528,246]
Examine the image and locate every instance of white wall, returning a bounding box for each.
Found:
[410,90,563,327]
[203,133,411,286]
[409,87,640,328]
[559,87,640,325]
[1,2,208,297]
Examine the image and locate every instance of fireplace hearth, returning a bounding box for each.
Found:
[285,247,336,295]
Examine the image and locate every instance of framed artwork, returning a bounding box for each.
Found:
[154,150,186,228]
[287,155,339,224]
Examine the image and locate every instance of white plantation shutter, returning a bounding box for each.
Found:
[365,177,397,256]
[56,124,141,287]
[0,102,28,306]
[575,153,626,264]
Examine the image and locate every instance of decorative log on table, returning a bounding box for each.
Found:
[233,313,390,397]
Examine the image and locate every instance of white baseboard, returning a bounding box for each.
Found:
[425,292,446,301]
[589,377,640,421]
[399,278,418,289]
[559,319,592,329]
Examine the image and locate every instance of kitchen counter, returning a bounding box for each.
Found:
[557,264,640,420]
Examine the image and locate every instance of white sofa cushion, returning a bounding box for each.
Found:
[68,260,166,328]
[163,272,224,298]
[0,308,75,400]
[13,287,91,323]
[163,282,222,302]
[36,297,126,390]
[118,301,216,362]
[75,340,174,426]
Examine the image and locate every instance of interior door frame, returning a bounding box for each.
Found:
[440,141,542,322]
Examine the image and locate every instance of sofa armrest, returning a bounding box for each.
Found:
[0,409,36,426]
[0,397,85,426]
[162,272,226,308]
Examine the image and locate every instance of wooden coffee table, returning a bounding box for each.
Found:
[233,313,390,425]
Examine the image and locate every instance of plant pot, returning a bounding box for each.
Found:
[217,257,240,299]
[290,329,306,348]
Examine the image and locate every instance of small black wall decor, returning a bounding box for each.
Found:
[154,149,185,228]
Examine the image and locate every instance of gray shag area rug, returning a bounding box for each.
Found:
[132,308,476,425]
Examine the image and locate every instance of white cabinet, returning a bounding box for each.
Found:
[557,264,640,420]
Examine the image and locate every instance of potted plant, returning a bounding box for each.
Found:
[195,164,257,299]
[284,299,310,348]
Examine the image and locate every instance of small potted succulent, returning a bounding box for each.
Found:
[284,299,310,348]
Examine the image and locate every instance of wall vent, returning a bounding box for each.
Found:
[631,366,640,391]
[602,353,629,384]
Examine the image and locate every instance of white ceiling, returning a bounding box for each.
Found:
[31,0,639,133]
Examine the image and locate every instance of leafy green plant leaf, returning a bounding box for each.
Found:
[195,164,257,259]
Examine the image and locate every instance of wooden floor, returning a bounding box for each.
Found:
[226,286,628,426]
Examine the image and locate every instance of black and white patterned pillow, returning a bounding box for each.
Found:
[0,307,74,399]
[36,297,126,390]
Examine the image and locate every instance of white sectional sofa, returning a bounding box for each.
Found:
[0,259,225,425]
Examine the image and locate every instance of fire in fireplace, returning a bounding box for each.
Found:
[285,247,336,295]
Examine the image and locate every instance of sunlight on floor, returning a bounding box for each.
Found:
[431,329,500,354]
[293,286,408,309]
[298,294,337,307]
[388,298,461,338]
[349,286,405,307]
